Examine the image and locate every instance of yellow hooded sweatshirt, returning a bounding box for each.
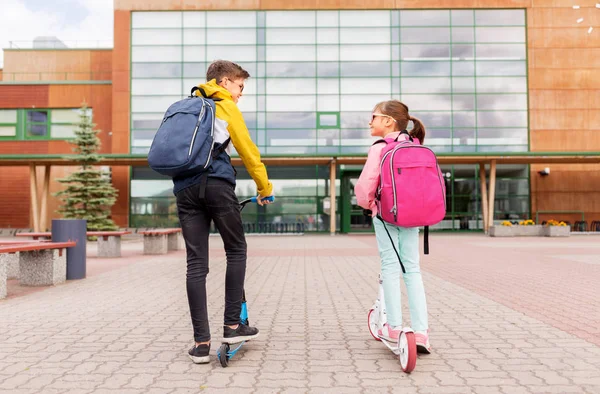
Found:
[195,79,273,197]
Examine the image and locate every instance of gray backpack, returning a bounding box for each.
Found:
[148,87,229,178]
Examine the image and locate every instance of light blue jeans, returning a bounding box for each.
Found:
[373,217,428,332]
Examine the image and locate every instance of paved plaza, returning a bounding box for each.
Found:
[1,233,599,393]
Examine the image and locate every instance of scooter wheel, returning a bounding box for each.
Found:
[398,331,417,373]
[218,343,230,368]
[367,309,381,341]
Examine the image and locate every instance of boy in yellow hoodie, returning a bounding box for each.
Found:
[176,60,274,364]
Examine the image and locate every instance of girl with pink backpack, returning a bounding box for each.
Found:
[356,100,446,358]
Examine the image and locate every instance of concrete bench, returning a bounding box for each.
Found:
[0,240,52,280]
[87,231,132,258]
[139,229,184,255]
[17,231,131,258]
[0,241,75,298]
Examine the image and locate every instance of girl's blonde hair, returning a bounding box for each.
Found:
[374,100,426,144]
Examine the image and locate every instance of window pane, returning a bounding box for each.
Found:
[27,124,47,137]
[266,95,316,112]
[401,28,450,43]
[317,79,339,94]
[183,11,205,28]
[452,44,474,58]
[237,96,257,112]
[183,29,206,45]
[476,44,526,60]
[132,114,162,129]
[411,111,451,127]
[452,27,474,43]
[476,27,525,43]
[402,44,450,59]
[402,61,450,76]
[51,125,76,139]
[341,45,390,61]
[183,62,206,78]
[208,28,256,45]
[340,28,390,44]
[340,78,391,95]
[319,114,338,127]
[0,126,16,136]
[452,77,475,92]
[267,45,315,61]
[475,10,525,26]
[401,10,450,26]
[266,11,315,27]
[132,12,181,28]
[453,95,476,110]
[267,62,316,77]
[27,111,47,123]
[317,28,338,44]
[183,46,206,62]
[317,46,339,61]
[340,112,370,128]
[477,94,527,110]
[132,79,181,95]
[317,62,339,77]
[132,29,181,45]
[340,62,390,77]
[52,109,87,123]
[476,61,526,76]
[267,79,317,95]
[452,61,475,76]
[478,128,528,145]
[0,109,17,123]
[132,63,182,78]
[341,10,389,27]
[267,28,315,44]
[451,10,474,26]
[476,77,527,93]
[132,46,182,62]
[401,94,452,111]
[132,96,181,112]
[318,95,340,111]
[207,46,256,62]
[453,112,476,127]
[317,11,338,27]
[267,112,316,128]
[402,77,451,93]
[341,95,390,111]
[267,129,317,146]
[477,111,527,127]
[207,11,256,28]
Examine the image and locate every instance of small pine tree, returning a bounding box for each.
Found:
[54,103,118,231]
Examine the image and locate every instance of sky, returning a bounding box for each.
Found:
[0,0,114,68]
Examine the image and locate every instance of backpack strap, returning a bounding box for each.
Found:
[377,216,406,274]
[190,86,222,102]
[424,226,429,255]
[212,137,231,158]
[372,139,387,146]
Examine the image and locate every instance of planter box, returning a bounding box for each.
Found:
[543,226,571,237]
[489,225,543,237]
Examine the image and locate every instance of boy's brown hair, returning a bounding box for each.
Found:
[206,60,250,83]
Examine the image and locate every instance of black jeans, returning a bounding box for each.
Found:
[175,178,247,342]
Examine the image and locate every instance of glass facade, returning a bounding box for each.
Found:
[129,9,530,231]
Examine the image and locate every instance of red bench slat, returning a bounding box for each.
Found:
[0,241,76,255]
[139,229,182,235]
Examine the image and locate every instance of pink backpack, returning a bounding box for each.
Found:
[375,131,446,254]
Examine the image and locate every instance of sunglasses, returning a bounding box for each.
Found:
[371,113,397,123]
[221,78,244,93]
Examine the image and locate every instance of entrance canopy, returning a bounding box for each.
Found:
[2,152,600,233]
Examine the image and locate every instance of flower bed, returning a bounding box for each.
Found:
[489,219,571,237]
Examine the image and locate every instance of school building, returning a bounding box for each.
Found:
[1,0,599,234]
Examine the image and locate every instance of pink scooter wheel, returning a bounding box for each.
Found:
[398,331,417,373]
[367,309,381,341]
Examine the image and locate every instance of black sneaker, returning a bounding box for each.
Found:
[188,343,210,364]
[222,323,259,344]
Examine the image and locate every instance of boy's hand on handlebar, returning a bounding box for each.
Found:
[256,195,274,206]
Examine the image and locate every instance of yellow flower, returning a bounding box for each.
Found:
[501,221,512,227]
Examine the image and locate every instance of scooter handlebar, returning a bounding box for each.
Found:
[250,196,275,203]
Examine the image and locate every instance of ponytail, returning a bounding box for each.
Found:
[409,116,426,144]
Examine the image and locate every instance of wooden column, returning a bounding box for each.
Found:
[329,159,337,236]
[488,160,497,229]
[40,166,51,231]
[479,163,489,233]
[29,165,40,232]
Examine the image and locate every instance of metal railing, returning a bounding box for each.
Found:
[1,71,112,82]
